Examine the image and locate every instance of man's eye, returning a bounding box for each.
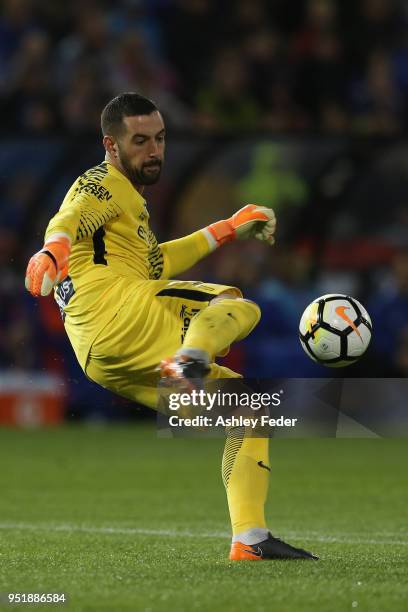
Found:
[135,139,145,145]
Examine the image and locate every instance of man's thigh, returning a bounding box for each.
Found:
[85,279,242,409]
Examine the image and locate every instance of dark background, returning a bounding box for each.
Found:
[0,0,407,422]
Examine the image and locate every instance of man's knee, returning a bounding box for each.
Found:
[210,291,260,315]
[209,289,242,304]
[209,292,261,338]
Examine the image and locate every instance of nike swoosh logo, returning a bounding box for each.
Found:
[335,306,363,342]
[243,546,263,557]
[257,461,271,471]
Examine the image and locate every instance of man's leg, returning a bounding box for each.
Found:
[86,282,318,560]
[222,425,271,549]
[182,294,270,540]
[181,291,260,360]
[161,292,271,549]
[160,291,260,379]
[163,292,318,560]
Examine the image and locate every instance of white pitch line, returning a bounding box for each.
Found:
[293,534,408,546]
[0,522,407,546]
[0,522,227,539]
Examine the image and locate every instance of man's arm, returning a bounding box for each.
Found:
[25,193,122,296]
[160,204,276,278]
[160,230,211,279]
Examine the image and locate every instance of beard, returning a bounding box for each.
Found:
[118,149,162,186]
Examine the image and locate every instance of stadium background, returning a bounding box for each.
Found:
[0,0,407,424]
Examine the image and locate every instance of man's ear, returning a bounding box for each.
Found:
[103,135,118,157]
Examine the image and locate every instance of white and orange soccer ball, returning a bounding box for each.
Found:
[299,294,372,367]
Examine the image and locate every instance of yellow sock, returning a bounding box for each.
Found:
[182,298,260,359]
[222,428,270,535]
[183,299,265,533]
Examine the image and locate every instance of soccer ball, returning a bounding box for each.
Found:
[299,294,372,367]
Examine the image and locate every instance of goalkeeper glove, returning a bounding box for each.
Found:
[204,204,276,249]
[25,234,71,297]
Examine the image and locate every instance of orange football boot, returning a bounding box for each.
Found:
[159,354,210,392]
[230,533,319,560]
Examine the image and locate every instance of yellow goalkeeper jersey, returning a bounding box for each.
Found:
[45,160,210,368]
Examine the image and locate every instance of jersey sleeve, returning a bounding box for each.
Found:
[159,230,211,278]
[45,180,123,244]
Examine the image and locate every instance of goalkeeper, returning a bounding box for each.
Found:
[25,93,317,561]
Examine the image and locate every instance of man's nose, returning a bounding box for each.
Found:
[148,140,159,156]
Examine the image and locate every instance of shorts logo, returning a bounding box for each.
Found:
[180,304,200,342]
[55,276,75,321]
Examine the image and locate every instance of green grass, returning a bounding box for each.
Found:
[0,425,407,611]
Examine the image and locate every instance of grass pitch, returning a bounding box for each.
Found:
[0,424,407,611]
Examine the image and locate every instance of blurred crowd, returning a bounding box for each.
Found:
[1,0,408,134]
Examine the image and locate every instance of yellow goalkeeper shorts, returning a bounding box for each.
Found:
[85,279,242,409]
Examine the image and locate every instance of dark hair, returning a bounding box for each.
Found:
[101,93,158,136]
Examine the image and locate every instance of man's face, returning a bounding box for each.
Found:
[114,111,165,186]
